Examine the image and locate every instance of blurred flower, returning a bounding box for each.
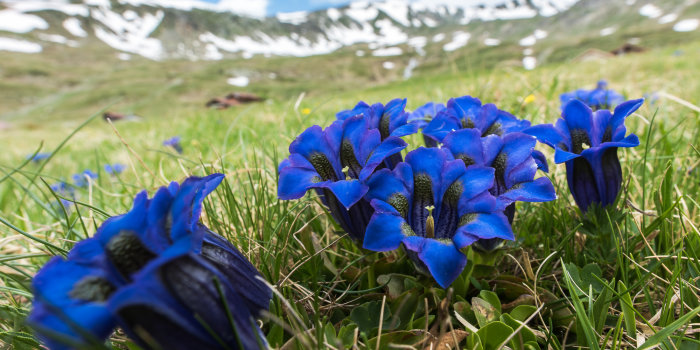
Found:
[29,174,272,350]
[560,80,625,110]
[442,129,556,251]
[278,115,407,242]
[336,98,419,140]
[27,152,50,163]
[407,102,446,147]
[72,170,98,188]
[50,181,75,209]
[301,107,311,115]
[523,94,536,105]
[104,163,125,175]
[163,136,183,154]
[525,99,644,212]
[363,147,513,288]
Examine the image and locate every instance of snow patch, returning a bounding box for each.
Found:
[382,61,395,69]
[519,35,536,46]
[432,33,445,42]
[277,11,308,25]
[227,76,250,87]
[443,31,470,52]
[38,33,79,47]
[599,27,616,36]
[408,36,427,56]
[0,37,42,53]
[117,52,131,60]
[204,43,223,60]
[484,38,501,46]
[523,56,536,70]
[674,19,699,32]
[533,29,548,39]
[63,18,88,38]
[639,4,662,18]
[356,49,365,56]
[374,0,410,26]
[3,1,89,16]
[345,4,379,23]
[403,57,418,79]
[200,32,342,57]
[372,47,402,56]
[658,13,677,24]
[0,9,48,33]
[92,8,165,60]
[326,8,341,21]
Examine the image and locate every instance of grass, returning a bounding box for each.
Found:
[0,39,699,349]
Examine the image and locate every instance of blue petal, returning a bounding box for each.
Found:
[500,133,537,175]
[450,95,482,120]
[391,123,420,138]
[481,134,504,166]
[170,174,225,241]
[612,98,644,123]
[567,158,600,212]
[422,112,461,143]
[562,99,594,138]
[442,129,484,166]
[531,150,549,172]
[554,148,580,163]
[360,136,407,181]
[313,179,368,209]
[458,213,514,241]
[277,166,319,200]
[411,238,467,288]
[366,169,410,204]
[523,124,564,150]
[499,177,556,205]
[363,200,409,251]
[459,191,500,214]
[457,166,495,201]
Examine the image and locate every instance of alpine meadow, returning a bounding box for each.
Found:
[0,0,699,349]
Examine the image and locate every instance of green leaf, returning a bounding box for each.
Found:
[479,290,502,314]
[349,300,393,336]
[617,281,637,339]
[472,297,500,328]
[475,321,513,350]
[510,305,537,322]
[500,313,536,350]
[638,304,700,350]
[592,279,614,335]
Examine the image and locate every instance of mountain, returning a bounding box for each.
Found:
[2,0,696,64]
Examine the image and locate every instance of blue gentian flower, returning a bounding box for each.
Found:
[336,98,419,140]
[72,170,98,188]
[163,136,183,154]
[422,96,532,144]
[104,163,125,175]
[278,115,407,242]
[560,80,625,110]
[442,129,557,251]
[29,174,272,350]
[362,147,513,288]
[27,152,51,163]
[407,102,446,147]
[524,98,644,212]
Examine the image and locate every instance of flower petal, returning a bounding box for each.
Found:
[499,177,557,205]
[458,213,514,241]
[413,239,467,288]
[531,150,549,172]
[360,136,407,181]
[363,201,410,251]
[442,129,484,166]
[312,179,368,209]
[278,166,320,200]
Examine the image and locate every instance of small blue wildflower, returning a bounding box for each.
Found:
[27,152,50,163]
[407,102,446,147]
[29,174,272,350]
[278,115,407,242]
[560,80,625,110]
[50,182,75,209]
[163,136,183,154]
[104,163,126,175]
[72,170,98,188]
[362,147,513,288]
[525,98,644,212]
[442,129,557,251]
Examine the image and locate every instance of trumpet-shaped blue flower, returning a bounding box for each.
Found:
[336,98,419,140]
[560,80,625,110]
[278,115,407,242]
[525,98,644,212]
[407,102,446,147]
[50,181,75,209]
[422,96,532,144]
[72,170,98,188]
[362,147,513,288]
[164,136,183,154]
[29,174,272,350]
[442,129,557,251]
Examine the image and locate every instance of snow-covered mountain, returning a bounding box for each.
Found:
[0,0,697,62]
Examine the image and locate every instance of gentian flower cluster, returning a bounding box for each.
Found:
[27,152,51,163]
[525,98,644,212]
[560,80,625,110]
[50,181,75,209]
[30,174,272,350]
[279,96,556,287]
